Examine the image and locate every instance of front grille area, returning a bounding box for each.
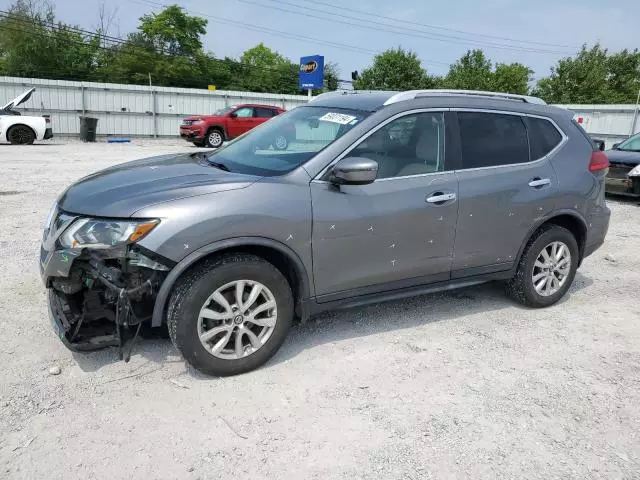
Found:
[608,164,632,180]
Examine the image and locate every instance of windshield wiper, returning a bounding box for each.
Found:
[206,160,230,172]
[190,151,231,171]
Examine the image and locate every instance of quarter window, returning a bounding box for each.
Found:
[458,112,529,169]
[526,117,563,159]
[347,112,446,179]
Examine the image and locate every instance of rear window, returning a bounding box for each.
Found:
[458,112,529,169]
[526,117,563,159]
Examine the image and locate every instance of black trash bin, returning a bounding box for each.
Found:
[79,116,98,142]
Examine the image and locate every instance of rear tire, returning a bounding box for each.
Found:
[167,254,293,376]
[204,128,224,148]
[506,225,579,308]
[7,125,36,145]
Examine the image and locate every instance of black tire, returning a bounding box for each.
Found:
[506,225,579,308]
[167,254,293,376]
[7,125,36,145]
[204,128,224,148]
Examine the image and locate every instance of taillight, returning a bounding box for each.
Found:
[589,150,609,172]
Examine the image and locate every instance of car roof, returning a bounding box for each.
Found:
[308,90,566,118]
[237,103,285,109]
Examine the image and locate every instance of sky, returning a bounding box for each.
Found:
[2,0,639,81]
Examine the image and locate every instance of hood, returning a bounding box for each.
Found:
[2,87,35,111]
[58,152,260,217]
[605,149,640,166]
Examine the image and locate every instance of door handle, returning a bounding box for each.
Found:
[426,192,456,203]
[528,178,551,188]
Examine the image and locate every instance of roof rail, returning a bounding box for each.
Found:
[309,90,396,103]
[383,89,546,106]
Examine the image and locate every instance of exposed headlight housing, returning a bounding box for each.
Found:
[629,164,640,176]
[59,219,159,249]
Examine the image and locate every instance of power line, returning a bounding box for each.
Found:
[129,0,382,58]
[234,0,575,56]
[295,0,579,50]
[0,14,354,86]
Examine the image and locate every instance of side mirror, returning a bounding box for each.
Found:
[329,157,378,185]
[229,112,237,118]
[612,142,620,150]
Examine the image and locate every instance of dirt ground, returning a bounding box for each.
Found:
[1,139,639,480]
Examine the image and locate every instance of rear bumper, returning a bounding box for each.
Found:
[584,206,611,259]
[43,128,53,140]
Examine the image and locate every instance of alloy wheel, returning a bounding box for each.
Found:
[197,280,278,359]
[532,241,572,297]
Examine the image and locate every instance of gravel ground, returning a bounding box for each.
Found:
[1,139,639,480]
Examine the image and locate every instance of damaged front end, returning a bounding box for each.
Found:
[41,210,173,361]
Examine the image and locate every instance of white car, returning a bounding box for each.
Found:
[0,88,52,144]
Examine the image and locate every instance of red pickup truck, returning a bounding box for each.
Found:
[180,103,286,148]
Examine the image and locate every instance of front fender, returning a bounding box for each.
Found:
[151,236,312,327]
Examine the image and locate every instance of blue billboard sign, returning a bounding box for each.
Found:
[299,55,324,90]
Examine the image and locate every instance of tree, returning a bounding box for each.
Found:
[324,61,339,91]
[532,44,640,104]
[442,49,493,91]
[354,47,436,90]
[492,63,532,95]
[138,4,206,57]
[238,43,298,94]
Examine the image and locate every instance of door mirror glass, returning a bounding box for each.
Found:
[330,157,378,185]
[229,112,237,118]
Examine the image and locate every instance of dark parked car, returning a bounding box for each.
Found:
[41,89,610,376]
[180,103,286,148]
[604,132,640,197]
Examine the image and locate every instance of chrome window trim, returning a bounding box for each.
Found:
[311,108,449,183]
[451,108,568,173]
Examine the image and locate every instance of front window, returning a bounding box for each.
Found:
[205,106,369,176]
[617,133,640,152]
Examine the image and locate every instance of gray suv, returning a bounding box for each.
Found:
[40,89,611,376]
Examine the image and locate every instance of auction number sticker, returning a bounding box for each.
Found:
[319,112,358,125]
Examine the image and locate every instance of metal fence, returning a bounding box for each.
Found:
[1,76,638,146]
[0,76,309,137]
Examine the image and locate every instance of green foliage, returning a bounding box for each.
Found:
[440,50,531,94]
[532,44,640,104]
[354,47,437,90]
[139,4,206,57]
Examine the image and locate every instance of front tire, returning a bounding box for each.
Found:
[506,225,579,308]
[167,254,293,376]
[204,129,224,148]
[7,125,36,145]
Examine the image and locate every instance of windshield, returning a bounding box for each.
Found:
[617,132,640,152]
[213,105,235,116]
[206,106,369,176]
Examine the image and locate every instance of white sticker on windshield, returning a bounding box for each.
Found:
[319,112,357,125]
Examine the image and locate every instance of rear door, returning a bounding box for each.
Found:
[254,107,277,127]
[452,110,561,276]
[227,106,255,138]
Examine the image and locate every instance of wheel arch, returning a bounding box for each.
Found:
[6,123,37,142]
[513,210,588,273]
[206,124,227,140]
[152,237,311,327]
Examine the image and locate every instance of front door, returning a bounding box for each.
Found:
[452,111,560,275]
[311,111,459,300]
[227,107,255,138]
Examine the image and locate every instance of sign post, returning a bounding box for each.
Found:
[299,55,324,102]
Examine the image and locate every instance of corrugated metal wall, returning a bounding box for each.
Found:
[0,76,309,137]
[1,76,638,146]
